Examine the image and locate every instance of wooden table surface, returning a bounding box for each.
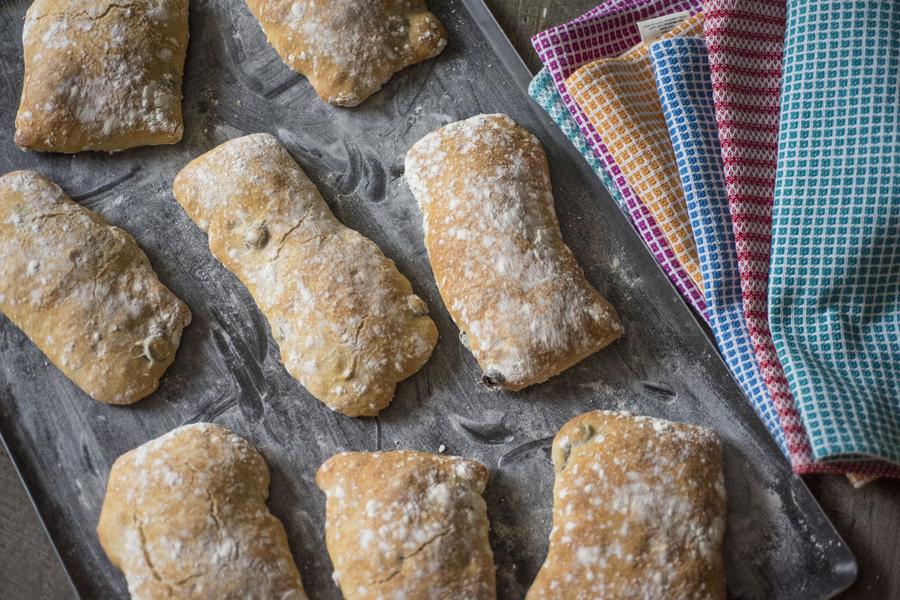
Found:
[1,1,897,599]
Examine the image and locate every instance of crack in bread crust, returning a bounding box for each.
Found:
[173,133,438,416]
[97,423,308,599]
[316,450,496,599]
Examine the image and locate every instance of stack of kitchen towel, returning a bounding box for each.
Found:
[529,0,900,480]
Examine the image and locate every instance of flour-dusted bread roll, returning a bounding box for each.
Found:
[527,411,727,599]
[97,423,308,599]
[405,114,623,391]
[0,171,191,405]
[15,0,189,153]
[316,451,496,599]
[173,134,438,416]
[244,0,447,106]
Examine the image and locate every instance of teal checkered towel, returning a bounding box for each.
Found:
[770,0,900,464]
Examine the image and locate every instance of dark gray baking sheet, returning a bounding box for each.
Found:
[0,0,856,598]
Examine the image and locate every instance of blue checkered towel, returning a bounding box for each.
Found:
[650,37,789,457]
[770,0,900,464]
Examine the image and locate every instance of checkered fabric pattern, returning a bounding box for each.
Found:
[770,0,900,466]
[649,37,788,457]
[528,69,710,320]
[532,0,708,319]
[528,69,628,213]
[705,0,899,478]
[567,14,707,290]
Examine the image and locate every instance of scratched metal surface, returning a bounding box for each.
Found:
[0,1,856,598]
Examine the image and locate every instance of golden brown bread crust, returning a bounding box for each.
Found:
[405,114,623,391]
[172,134,438,416]
[97,423,308,599]
[15,0,188,153]
[0,171,191,405]
[316,451,496,599]
[527,411,727,600]
[244,0,447,106]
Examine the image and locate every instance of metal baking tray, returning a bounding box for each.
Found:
[0,0,856,598]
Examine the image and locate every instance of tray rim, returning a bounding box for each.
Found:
[0,0,859,598]
[0,422,81,598]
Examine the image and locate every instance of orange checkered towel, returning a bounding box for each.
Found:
[567,14,705,289]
